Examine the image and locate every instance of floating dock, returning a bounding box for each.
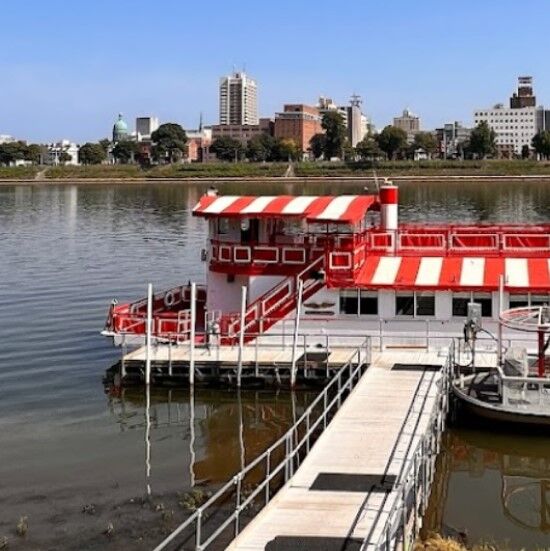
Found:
[227,350,447,550]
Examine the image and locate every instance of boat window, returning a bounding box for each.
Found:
[395,293,415,316]
[359,291,378,315]
[416,292,435,316]
[340,289,359,315]
[530,294,550,306]
[509,294,529,308]
[473,293,492,317]
[217,218,229,234]
[452,293,470,317]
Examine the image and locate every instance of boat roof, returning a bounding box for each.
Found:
[192,194,379,224]
[350,256,550,292]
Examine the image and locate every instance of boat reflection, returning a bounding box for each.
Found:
[424,428,550,547]
[104,384,316,494]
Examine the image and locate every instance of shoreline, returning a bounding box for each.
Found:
[3,174,550,185]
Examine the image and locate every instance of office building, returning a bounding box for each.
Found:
[435,122,472,159]
[393,109,420,142]
[219,71,258,125]
[474,76,540,156]
[274,104,322,154]
[136,116,159,140]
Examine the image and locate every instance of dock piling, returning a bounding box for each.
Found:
[189,282,196,386]
[145,283,153,385]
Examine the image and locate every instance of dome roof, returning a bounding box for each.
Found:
[113,113,128,133]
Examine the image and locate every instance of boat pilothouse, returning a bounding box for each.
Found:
[103,181,550,351]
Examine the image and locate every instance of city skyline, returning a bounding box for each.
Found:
[2,0,550,142]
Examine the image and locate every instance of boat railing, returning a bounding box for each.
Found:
[499,369,550,412]
[151,337,371,551]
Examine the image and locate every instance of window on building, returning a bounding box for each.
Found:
[509,294,529,308]
[340,289,359,315]
[452,293,470,317]
[530,294,550,306]
[396,293,415,316]
[359,291,378,315]
[416,292,435,316]
[453,292,492,317]
[474,293,492,317]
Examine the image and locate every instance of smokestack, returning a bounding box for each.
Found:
[379,180,398,231]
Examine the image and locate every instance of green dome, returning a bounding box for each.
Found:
[113,113,128,133]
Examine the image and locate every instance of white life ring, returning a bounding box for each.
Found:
[164,290,178,308]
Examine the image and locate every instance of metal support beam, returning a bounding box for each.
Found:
[145,283,153,386]
[290,279,304,388]
[189,282,197,386]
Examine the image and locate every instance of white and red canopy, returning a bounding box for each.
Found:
[193,194,379,225]
[354,256,550,291]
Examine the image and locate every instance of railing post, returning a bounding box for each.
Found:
[189,282,196,386]
[145,283,153,386]
[401,485,407,550]
[265,451,271,505]
[290,280,304,388]
[235,474,242,536]
[237,285,247,388]
[195,509,202,550]
[168,339,173,377]
[306,409,311,453]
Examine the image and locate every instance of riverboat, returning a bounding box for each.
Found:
[103,181,550,351]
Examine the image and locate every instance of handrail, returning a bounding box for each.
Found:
[152,337,371,551]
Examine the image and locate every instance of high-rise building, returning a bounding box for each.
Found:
[219,71,258,125]
[393,109,420,142]
[347,95,364,147]
[136,116,159,140]
[474,76,541,156]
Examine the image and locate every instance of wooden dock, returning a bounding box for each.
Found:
[227,350,446,550]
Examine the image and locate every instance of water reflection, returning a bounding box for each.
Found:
[425,429,550,548]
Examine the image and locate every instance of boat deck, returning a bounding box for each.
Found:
[227,350,446,550]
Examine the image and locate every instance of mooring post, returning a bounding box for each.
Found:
[290,279,304,388]
[189,282,197,386]
[145,283,153,386]
[237,285,247,388]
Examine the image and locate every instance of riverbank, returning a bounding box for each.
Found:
[3,159,550,184]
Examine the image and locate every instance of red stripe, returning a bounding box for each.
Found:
[394,257,421,287]
[528,258,550,289]
[340,196,377,224]
[263,196,295,215]
[220,196,256,215]
[439,257,463,288]
[305,197,336,220]
[192,195,217,213]
[354,256,381,286]
[379,186,398,205]
[484,257,504,289]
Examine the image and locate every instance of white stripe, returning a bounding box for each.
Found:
[241,196,277,214]
[460,257,485,286]
[372,257,402,285]
[415,257,443,286]
[312,195,357,221]
[202,196,240,214]
[505,258,529,287]
[282,196,318,215]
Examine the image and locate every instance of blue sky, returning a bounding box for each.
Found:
[1,0,550,143]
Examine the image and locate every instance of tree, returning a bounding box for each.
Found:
[59,151,72,165]
[376,126,408,160]
[25,144,43,164]
[151,123,187,163]
[78,142,106,165]
[468,121,496,159]
[321,111,347,159]
[410,132,438,159]
[0,141,27,165]
[210,136,245,162]
[246,133,277,162]
[99,138,111,153]
[356,134,382,160]
[112,140,138,164]
[521,144,531,160]
[309,133,326,160]
[274,138,301,161]
[532,131,550,160]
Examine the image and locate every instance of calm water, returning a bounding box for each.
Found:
[1,180,549,550]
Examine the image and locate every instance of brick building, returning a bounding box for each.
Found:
[274,104,322,153]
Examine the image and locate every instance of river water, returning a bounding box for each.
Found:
[0,180,549,550]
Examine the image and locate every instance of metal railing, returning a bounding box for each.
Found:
[370,340,454,551]
[152,337,371,551]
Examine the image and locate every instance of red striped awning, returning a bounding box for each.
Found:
[354,256,550,291]
[193,195,379,224]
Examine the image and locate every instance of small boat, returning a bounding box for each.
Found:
[451,305,550,427]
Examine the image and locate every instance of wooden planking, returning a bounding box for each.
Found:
[228,351,444,550]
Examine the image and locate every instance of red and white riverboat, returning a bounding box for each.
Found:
[103,181,550,350]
